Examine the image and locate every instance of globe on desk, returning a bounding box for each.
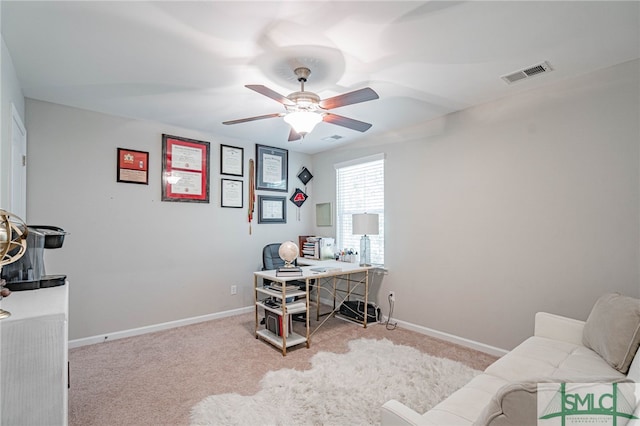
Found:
[278,241,299,268]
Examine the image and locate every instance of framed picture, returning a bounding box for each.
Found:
[220,144,244,176]
[316,202,333,226]
[221,178,243,208]
[117,148,149,185]
[161,134,210,203]
[258,195,286,224]
[256,144,288,192]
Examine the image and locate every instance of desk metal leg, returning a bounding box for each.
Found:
[332,276,337,313]
[306,277,311,348]
[363,270,369,328]
[316,280,321,322]
[254,275,259,338]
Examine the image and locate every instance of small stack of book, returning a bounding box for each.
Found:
[268,282,301,292]
[302,240,319,259]
[275,266,303,277]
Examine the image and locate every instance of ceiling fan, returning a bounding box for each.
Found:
[223,67,379,141]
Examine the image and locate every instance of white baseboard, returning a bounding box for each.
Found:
[385,316,509,357]
[69,304,508,358]
[68,306,254,349]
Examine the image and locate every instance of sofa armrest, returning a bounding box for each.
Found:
[381,400,428,426]
[534,312,585,346]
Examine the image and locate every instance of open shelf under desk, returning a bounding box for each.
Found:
[256,301,307,316]
[256,329,307,349]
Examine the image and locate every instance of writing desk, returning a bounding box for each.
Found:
[253,261,372,355]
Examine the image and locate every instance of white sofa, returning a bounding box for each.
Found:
[381,293,640,426]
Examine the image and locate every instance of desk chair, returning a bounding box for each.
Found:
[262,243,310,322]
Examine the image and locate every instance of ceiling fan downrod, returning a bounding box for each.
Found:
[294,67,311,92]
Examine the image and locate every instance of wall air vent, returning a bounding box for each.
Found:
[501,61,553,84]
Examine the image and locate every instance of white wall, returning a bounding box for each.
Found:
[25,100,315,340]
[312,60,640,350]
[23,60,640,350]
[0,34,25,210]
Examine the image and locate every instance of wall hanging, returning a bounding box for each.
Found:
[161,134,210,203]
[117,148,149,185]
[221,178,243,208]
[289,188,308,221]
[255,144,288,192]
[220,144,243,176]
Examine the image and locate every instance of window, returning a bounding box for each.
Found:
[335,154,384,265]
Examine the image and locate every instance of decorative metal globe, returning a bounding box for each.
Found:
[0,209,29,319]
[278,241,299,268]
[0,210,27,265]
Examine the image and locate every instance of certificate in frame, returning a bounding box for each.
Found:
[220,144,244,176]
[117,148,149,185]
[221,178,243,208]
[161,134,210,203]
[256,144,288,192]
[257,195,287,224]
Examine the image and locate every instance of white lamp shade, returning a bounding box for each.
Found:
[352,213,379,235]
[284,111,322,134]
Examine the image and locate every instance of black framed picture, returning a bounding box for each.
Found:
[220,144,244,176]
[221,178,243,208]
[117,148,149,185]
[256,144,288,192]
[258,195,286,223]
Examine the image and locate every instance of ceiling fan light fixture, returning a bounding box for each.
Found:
[284,111,322,135]
[224,66,377,140]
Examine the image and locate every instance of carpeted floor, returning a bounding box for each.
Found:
[69,312,498,426]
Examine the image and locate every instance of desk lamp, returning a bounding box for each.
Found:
[352,213,379,267]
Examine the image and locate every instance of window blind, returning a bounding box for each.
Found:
[335,155,384,265]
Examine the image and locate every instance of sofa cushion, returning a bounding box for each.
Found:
[419,374,509,426]
[484,336,624,382]
[582,293,640,374]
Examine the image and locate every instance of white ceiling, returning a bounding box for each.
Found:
[2,1,639,154]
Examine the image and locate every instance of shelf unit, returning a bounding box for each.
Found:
[254,280,310,356]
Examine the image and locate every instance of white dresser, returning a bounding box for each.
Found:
[1,284,69,426]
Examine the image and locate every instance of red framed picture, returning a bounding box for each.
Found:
[161,134,210,203]
[117,148,149,185]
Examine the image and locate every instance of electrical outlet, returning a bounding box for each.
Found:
[231,285,237,295]
[389,291,395,301]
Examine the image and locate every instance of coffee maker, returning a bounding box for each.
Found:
[1,225,67,291]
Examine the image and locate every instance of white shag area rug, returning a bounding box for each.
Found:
[190,338,480,426]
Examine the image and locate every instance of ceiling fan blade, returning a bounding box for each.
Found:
[222,113,282,125]
[319,87,379,110]
[323,113,373,132]
[288,128,302,142]
[246,85,295,106]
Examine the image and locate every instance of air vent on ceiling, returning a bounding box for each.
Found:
[501,61,553,84]
[322,135,343,141]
